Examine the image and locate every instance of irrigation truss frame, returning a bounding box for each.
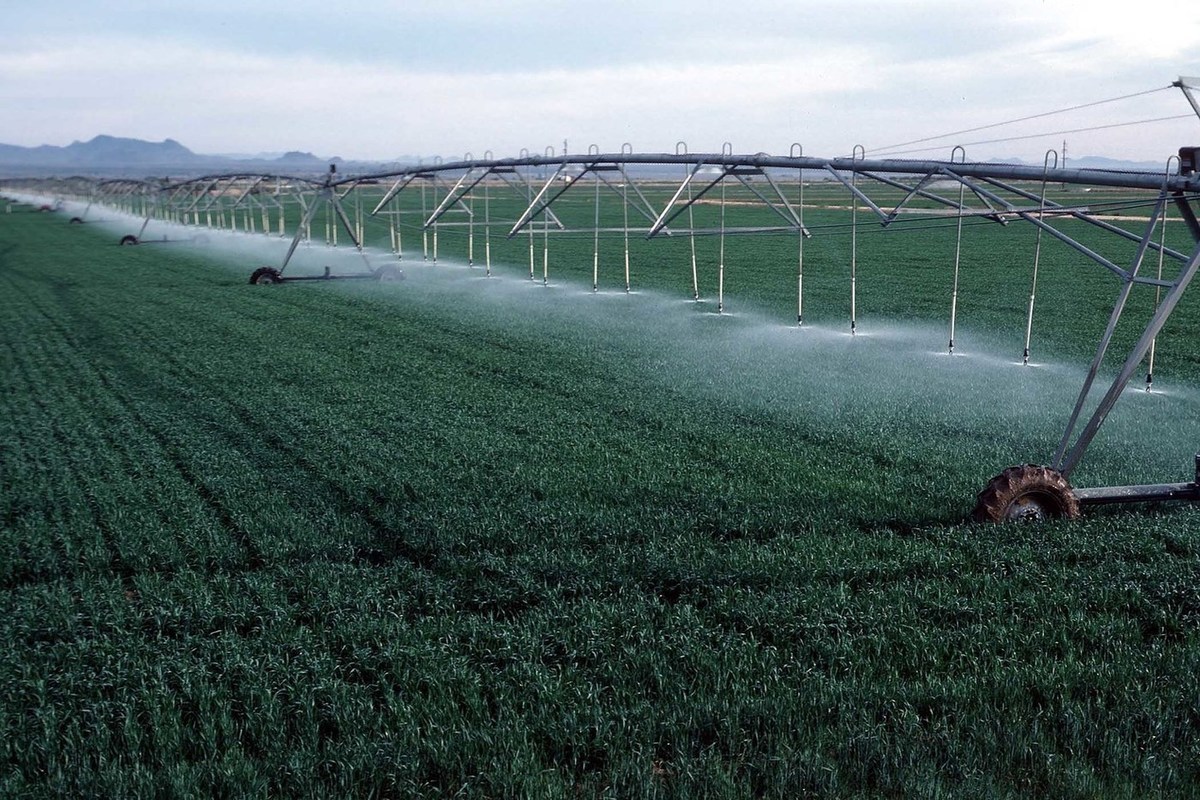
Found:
[5,77,1200,522]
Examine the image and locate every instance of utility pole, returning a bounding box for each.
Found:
[1061,139,1068,190]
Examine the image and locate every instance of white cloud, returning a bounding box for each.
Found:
[0,1,1198,163]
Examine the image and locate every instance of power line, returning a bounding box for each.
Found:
[875,114,1195,159]
[869,85,1175,156]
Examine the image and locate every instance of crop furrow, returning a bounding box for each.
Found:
[83,366,268,571]
[0,353,74,588]
[13,345,148,591]
[18,281,426,573]
[7,335,115,584]
[247,287,728,452]
[104,313,442,571]
[8,284,199,554]
[15,286,264,571]
[133,282,761,474]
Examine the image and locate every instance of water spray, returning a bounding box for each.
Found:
[17,124,1200,523]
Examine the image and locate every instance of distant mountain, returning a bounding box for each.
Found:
[65,135,197,165]
[0,135,202,168]
[986,154,1171,172]
[0,135,1175,178]
[274,150,332,166]
[1066,155,1171,172]
[0,135,396,177]
[212,149,331,165]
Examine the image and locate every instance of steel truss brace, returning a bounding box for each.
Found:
[422,168,486,225]
[1058,236,1200,479]
[224,177,270,214]
[508,161,665,237]
[978,176,1193,264]
[647,163,810,238]
[277,175,370,276]
[373,168,539,230]
[194,178,245,215]
[962,178,1177,288]
[825,166,890,223]
[937,169,1010,221]
[862,171,1006,226]
[179,178,225,214]
[371,172,428,215]
[492,167,565,235]
[430,173,474,226]
[1175,192,1200,241]
[1053,193,1168,474]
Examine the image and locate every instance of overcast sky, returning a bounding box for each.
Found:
[1,1,1198,163]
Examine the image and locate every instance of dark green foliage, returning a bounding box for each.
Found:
[2,198,1199,797]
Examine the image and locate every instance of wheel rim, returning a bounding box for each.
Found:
[1004,492,1059,522]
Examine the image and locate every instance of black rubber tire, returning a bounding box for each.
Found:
[249,267,283,285]
[69,217,84,224]
[972,464,1080,523]
[119,234,139,246]
[376,265,405,282]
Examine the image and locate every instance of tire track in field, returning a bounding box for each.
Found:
[0,240,19,271]
[0,268,73,584]
[4,270,212,547]
[12,265,431,575]
[20,267,438,571]
[0,268,126,584]
[12,278,266,572]
[6,272,208,589]
[0,344,77,589]
[259,286,838,456]
[227,285,816,509]
[153,286,766,555]
[4,325,132,591]
[256,288,711,441]
[108,311,441,571]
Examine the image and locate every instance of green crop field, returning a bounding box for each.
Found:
[2,190,1200,797]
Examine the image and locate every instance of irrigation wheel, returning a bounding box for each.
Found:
[119,234,139,246]
[248,267,283,285]
[972,464,1080,523]
[69,217,84,224]
[376,265,405,282]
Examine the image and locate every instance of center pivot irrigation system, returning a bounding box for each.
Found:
[7,77,1200,524]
